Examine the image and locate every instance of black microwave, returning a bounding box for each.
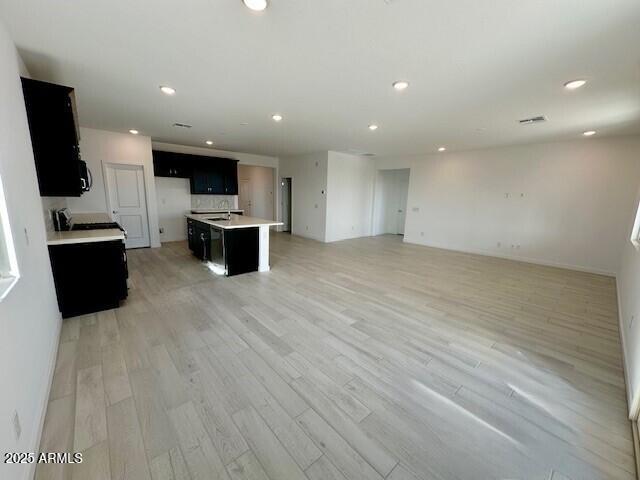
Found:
[78,160,92,192]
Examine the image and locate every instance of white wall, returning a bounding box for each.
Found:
[372,169,410,235]
[279,152,328,241]
[155,177,191,243]
[325,151,375,242]
[67,128,161,247]
[238,164,275,220]
[0,22,62,480]
[618,182,640,417]
[377,137,640,275]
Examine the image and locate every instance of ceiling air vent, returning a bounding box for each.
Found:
[519,116,546,125]
[172,122,193,129]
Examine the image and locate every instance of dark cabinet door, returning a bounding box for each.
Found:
[21,78,83,197]
[191,167,224,194]
[153,151,192,178]
[192,221,211,260]
[48,240,128,318]
[224,227,259,276]
[223,160,239,195]
[187,218,195,251]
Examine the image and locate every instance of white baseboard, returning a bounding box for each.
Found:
[402,237,616,277]
[25,314,62,480]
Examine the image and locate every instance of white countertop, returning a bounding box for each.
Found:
[190,208,244,214]
[187,213,283,230]
[46,212,125,246]
[47,228,125,246]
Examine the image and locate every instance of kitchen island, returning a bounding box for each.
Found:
[186,213,282,276]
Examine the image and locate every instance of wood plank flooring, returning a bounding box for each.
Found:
[36,233,634,480]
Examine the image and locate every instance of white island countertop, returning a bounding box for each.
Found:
[186,213,282,230]
[190,208,244,214]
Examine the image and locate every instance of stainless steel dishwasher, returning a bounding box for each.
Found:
[209,226,226,272]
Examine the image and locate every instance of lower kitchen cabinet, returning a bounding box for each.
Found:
[224,227,258,276]
[187,219,259,276]
[48,240,128,318]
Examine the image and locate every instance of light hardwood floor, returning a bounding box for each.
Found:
[36,233,634,480]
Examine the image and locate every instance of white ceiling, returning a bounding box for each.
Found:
[1,0,639,157]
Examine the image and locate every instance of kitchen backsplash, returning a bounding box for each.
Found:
[190,194,238,210]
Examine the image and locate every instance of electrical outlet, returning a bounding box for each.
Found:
[420,231,425,237]
[12,411,21,441]
[412,207,419,212]
[505,193,510,198]
[306,226,309,230]
[314,204,318,209]
[497,242,501,248]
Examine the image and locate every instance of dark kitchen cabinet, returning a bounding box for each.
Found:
[151,150,238,195]
[153,150,192,178]
[222,160,239,195]
[48,240,128,318]
[191,164,225,194]
[187,218,195,251]
[21,78,85,197]
[187,219,258,276]
[192,221,211,260]
[225,227,258,276]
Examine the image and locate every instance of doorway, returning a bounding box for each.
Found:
[281,177,292,233]
[239,179,252,216]
[104,163,151,249]
[373,169,410,236]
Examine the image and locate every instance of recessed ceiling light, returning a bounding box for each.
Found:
[129,129,139,135]
[564,79,587,90]
[205,140,214,145]
[438,147,446,152]
[159,85,176,95]
[368,124,378,131]
[243,0,267,11]
[583,130,596,136]
[272,114,283,122]
[392,80,410,91]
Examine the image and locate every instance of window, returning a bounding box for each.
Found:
[631,199,640,251]
[0,174,19,301]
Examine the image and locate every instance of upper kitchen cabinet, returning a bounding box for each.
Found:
[221,159,239,195]
[21,77,86,197]
[152,150,193,178]
[191,162,225,194]
[152,150,238,195]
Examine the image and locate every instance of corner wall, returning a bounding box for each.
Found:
[0,21,62,480]
[325,151,375,242]
[618,184,640,417]
[279,152,328,242]
[377,136,640,275]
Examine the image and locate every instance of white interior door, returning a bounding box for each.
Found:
[239,179,252,216]
[396,171,410,235]
[105,164,150,249]
[281,178,291,232]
